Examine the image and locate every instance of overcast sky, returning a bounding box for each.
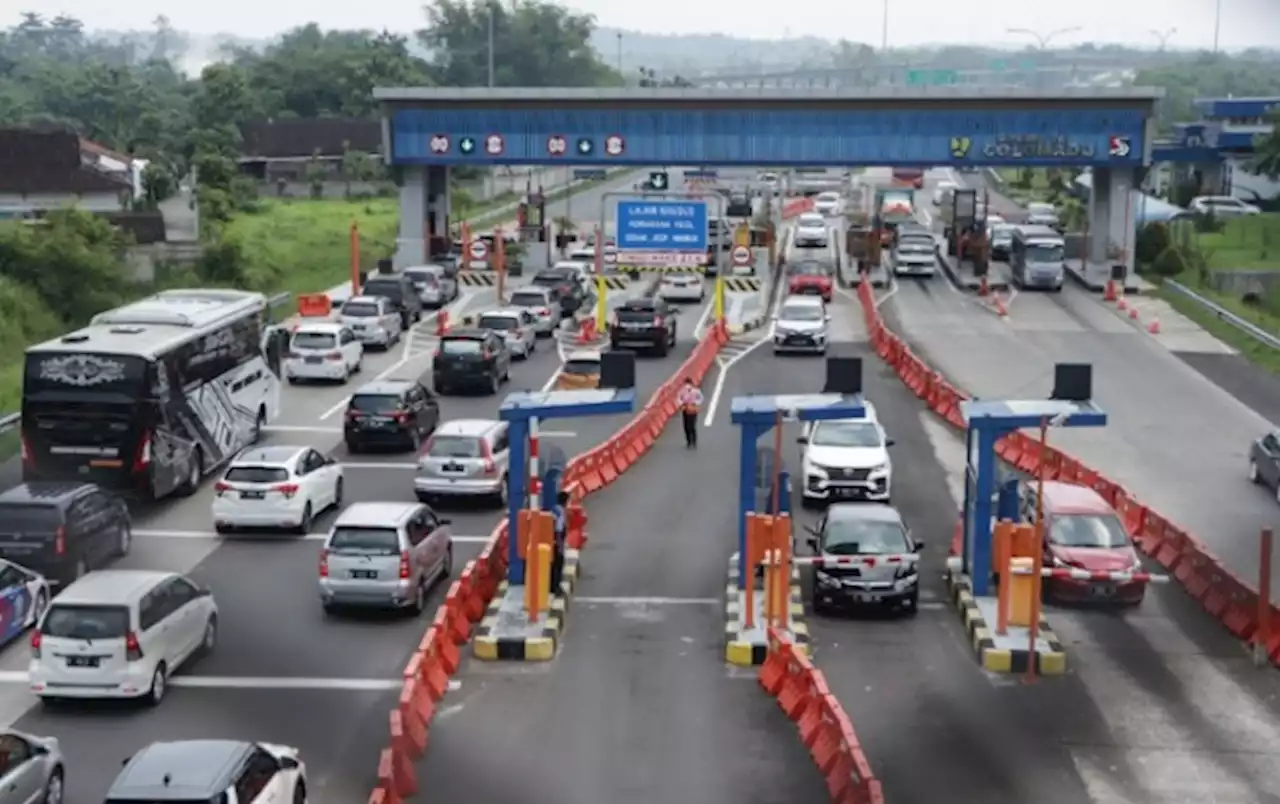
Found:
[7,0,1278,51]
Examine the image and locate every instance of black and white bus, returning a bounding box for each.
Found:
[21,289,289,499]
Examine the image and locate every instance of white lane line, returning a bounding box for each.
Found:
[0,671,402,690]
[692,293,715,340]
[133,529,493,544]
[538,430,578,438]
[339,462,419,470]
[263,426,343,434]
[702,272,785,428]
[577,596,719,606]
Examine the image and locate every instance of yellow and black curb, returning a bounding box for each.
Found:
[723,277,763,292]
[728,315,768,337]
[945,570,1066,675]
[457,273,498,287]
[473,550,581,662]
[724,562,810,666]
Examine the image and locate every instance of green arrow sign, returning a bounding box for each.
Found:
[458,136,476,155]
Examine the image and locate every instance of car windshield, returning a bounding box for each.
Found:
[441,339,484,355]
[292,332,336,350]
[823,518,910,556]
[798,216,824,227]
[817,193,839,202]
[991,226,1014,239]
[811,421,882,448]
[0,504,59,530]
[478,315,518,331]
[427,435,483,458]
[328,527,400,555]
[405,269,440,284]
[224,466,290,484]
[1027,204,1054,215]
[1049,514,1131,549]
[510,292,547,307]
[1027,243,1065,263]
[898,238,933,252]
[532,274,568,287]
[362,281,402,299]
[41,604,130,639]
[342,301,379,317]
[349,394,401,414]
[781,305,823,322]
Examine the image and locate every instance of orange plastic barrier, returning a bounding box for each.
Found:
[366,322,730,799]
[296,293,331,318]
[759,628,884,804]
[854,274,1279,665]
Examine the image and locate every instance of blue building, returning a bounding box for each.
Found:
[1153,96,1278,202]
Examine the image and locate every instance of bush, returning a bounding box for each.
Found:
[1151,245,1192,278]
[1135,221,1173,267]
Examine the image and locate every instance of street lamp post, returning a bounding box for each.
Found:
[1213,0,1223,52]
[1150,27,1176,50]
[486,4,495,88]
[881,0,889,51]
[1006,26,1083,50]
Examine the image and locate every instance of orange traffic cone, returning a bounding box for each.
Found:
[1103,280,1116,302]
[978,275,990,297]
[1116,297,1128,312]
[1128,306,1139,320]
[993,294,1008,317]
[1146,316,1161,335]
[436,310,450,337]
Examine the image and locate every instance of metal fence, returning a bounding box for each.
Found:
[1164,279,1280,351]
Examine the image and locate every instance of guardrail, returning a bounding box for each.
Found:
[1163,279,1280,351]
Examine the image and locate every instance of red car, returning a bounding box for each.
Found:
[1023,481,1146,605]
[787,261,833,302]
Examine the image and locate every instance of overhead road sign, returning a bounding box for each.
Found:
[573,168,607,180]
[615,199,708,254]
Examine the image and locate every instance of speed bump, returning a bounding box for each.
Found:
[457,272,497,287]
[722,277,762,293]
[945,569,1066,675]
[724,558,810,666]
[472,550,581,662]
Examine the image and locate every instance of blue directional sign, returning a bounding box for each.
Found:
[616,200,708,253]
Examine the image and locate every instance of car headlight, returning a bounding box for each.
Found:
[814,569,839,587]
[895,563,918,580]
[805,462,829,477]
[869,462,890,475]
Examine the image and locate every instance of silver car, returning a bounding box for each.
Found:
[772,296,830,354]
[805,502,921,614]
[509,287,563,336]
[0,729,64,804]
[405,264,458,308]
[319,502,453,615]
[477,308,537,360]
[339,296,403,349]
[414,419,511,507]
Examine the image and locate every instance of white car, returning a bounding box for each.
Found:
[477,308,537,359]
[108,740,306,804]
[793,213,829,247]
[339,296,402,349]
[285,322,363,384]
[553,260,595,290]
[799,408,894,507]
[773,296,829,354]
[565,248,599,269]
[509,286,563,336]
[659,273,705,303]
[1189,195,1261,218]
[933,180,958,206]
[813,191,842,217]
[212,445,344,534]
[29,569,218,706]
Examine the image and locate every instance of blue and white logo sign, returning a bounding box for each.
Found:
[616,200,708,264]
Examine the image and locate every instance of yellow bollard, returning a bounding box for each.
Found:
[1007,556,1036,627]
[595,274,608,334]
[713,275,725,326]
[762,549,776,627]
[535,543,552,614]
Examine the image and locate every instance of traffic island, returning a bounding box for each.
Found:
[724,552,809,667]
[945,557,1065,675]
[473,549,581,661]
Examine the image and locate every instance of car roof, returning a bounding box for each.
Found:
[479,307,525,318]
[333,502,422,528]
[535,267,573,277]
[231,446,306,466]
[825,502,904,525]
[56,569,177,606]
[110,739,252,799]
[292,321,342,334]
[352,380,416,396]
[1038,481,1113,515]
[781,296,824,309]
[0,482,96,506]
[435,418,502,437]
[441,328,487,340]
[342,295,383,306]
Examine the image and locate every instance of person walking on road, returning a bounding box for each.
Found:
[550,490,569,594]
[677,377,704,448]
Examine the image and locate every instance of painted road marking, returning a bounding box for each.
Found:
[338,462,419,470]
[133,529,492,544]
[263,426,343,434]
[576,596,720,606]
[0,671,402,690]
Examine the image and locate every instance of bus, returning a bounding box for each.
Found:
[21,289,287,499]
[1009,225,1066,291]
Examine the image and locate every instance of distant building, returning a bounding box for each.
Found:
[1156,97,1280,202]
[0,129,136,219]
[237,119,384,183]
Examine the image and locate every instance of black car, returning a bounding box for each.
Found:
[530,269,586,315]
[805,503,922,615]
[610,298,678,356]
[0,482,131,585]
[432,329,512,395]
[361,273,424,330]
[343,379,441,453]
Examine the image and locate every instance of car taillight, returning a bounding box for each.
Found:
[653,316,664,327]
[53,527,65,557]
[125,631,143,661]
[19,435,31,469]
[537,307,550,318]
[319,549,329,578]
[326,352,343,361]
[346,409,362,420]
[133,431,152,473]
[214,481,232,496]
[393,410,411,423]
[480,440,497,476]
[274,483,300,499]
[30,630,40,658]
[399,551,411,579]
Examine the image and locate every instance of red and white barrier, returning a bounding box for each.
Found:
[766,555,917,568]
[1011,567,1170,583]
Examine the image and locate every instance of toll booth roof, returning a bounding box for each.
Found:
[499,388,636,421]
[961,399,1106,430]
[730,393,866,425]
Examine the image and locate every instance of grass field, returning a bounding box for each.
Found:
[1194,213,1280,271]
[1159,277,1280,374]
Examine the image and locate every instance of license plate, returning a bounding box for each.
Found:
[1091,585,1114,598]
[304,356,322,364]
[349,570,377,580]
[854,592,881,603]
[443,463,464,472]
[66,656,99,668]
[240,491,264,500]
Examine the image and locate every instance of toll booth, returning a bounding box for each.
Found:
[518,191,547,243]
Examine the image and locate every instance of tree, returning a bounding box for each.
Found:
[1252,109,1280,180]
[636,66,692,88]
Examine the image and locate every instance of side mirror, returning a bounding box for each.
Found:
[197,587,213,598]
[805,525,820,537]
[796,436,807,445]
[885,438,895,447]
[912,541,925,552]
[807,536,820,552]
[279,756,300,771]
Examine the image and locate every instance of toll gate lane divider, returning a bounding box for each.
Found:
[758,628,886,804]
[852,281,1276,673]
[365,325,729,804]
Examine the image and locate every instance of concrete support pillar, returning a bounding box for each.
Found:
[395,165,427,269]
[1087,166,1138,276]
[1199,161,1226,195]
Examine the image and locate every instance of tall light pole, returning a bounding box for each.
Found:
[1150,27,1176,50]
[616,32,623,80]
[1213,0,1222,52]
[881,0,889,51]
[486,4,495,87]
[1006,26,1082,49]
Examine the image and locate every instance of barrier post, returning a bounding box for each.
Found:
[596,274,608,334]
[767,222,777,267]
[1026,417,1049,682]
[743,513,761,631]
[768,515,791,630]
[995,520,1012,636]
[714,275,725,329]
[520,511,538,621]
[461,222,472,272]
[762,548,777,628]
[349,221,361,296]
[1256,528,1274,667]
[495,227,507,305]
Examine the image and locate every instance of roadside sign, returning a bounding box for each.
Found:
[616,199,708,255]
[602,251,617,265]
[731,246,752,266]
[615,252,707,267]
[468,240,489,261]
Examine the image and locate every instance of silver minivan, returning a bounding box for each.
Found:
[318,503,453,615]
[414,420,511,507]
[339,296,403,348]
[509,287,563,336]
[404,264,458,308]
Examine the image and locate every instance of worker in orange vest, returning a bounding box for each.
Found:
[677,377,704,448]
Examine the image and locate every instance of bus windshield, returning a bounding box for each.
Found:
[1026,242,1065,263]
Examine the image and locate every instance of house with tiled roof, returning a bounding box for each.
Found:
[238,118,383,182]
[0,129,136,218]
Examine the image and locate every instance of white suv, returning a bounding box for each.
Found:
[30,570,218,706]
[799,404,894,507]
